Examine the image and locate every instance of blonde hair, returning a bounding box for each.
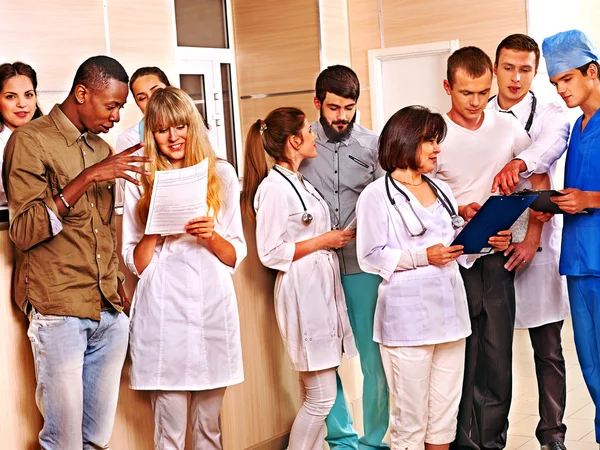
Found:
[138,86,222,222]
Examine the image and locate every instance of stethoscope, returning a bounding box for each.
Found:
[272,166,314,225]
[488,90,537,135]
[385,172,465,237]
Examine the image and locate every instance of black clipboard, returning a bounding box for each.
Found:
[513,189,594,215]
[451,195,538,254]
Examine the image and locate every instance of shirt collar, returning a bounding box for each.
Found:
[274,164,303,181]
[493,91,534,121]
[49,104,95,149]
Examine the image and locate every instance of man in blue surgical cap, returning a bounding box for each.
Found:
[543,29,600,442]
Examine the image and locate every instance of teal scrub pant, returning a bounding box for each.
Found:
[325,272,389,449]
[567,275,600,442]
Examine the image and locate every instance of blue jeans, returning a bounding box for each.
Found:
[325,272,389,449]
[27,309,129,450]
[567,276,600,442]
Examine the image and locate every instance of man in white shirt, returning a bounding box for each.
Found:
[488,34,570,450]
[434,46,531,450]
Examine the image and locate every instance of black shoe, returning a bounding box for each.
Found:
[541,442,566,450]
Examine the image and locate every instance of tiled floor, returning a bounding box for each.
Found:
[342,319,597,450]
[507,319,596,450]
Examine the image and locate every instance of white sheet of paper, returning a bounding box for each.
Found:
[144,158,209,235]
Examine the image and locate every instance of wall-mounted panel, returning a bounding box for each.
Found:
[232,0,321,96]
[0,0,106,93]
[106,0,179,143]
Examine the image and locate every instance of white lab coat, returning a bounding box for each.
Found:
[0,126,12,206]
[254,166,357,372]
[356,176,471,347]
[122,160,247,390]
[488,94,570,328]
[116,122,141,153]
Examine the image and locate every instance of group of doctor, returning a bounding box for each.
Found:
[240,29,600,450]
[2,27,600,450]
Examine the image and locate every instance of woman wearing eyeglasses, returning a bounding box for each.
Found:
[355,106,511,450]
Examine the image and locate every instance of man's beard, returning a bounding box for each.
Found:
[319,112,356,143]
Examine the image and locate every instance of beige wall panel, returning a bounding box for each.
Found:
[106,0,179,145]
[348,0,381,86]
[222,218,302,449]
[0,232,42,450]
[381,0,527,65]
[239,93,318,147]
[0,1,106,92]
[320,0,353,68]
[232,0,321,96]
[357,91,374,131]
[347,0,383,130]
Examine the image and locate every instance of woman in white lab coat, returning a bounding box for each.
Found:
[121,87,246,450]
[0,62,43,206]
[241,107,358,450]
[115,66,171,153]
[355,106,511,450]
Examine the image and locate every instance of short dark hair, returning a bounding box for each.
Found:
[495,34,540,70]
[447,46,493,88]
[130,66,171,94]
[315,65,360,103]
[378,105,447,172]
[577,60,600,76]
[0,61,43,131]
[70,55,129,93]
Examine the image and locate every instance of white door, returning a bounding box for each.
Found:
[368,40,459,132]
[177,58,225,157]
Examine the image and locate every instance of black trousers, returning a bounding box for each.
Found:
[529,320,567,444]
[452,252,516,450]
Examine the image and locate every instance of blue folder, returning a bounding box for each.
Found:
[451,194,538,255]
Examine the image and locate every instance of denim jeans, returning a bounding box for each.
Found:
[27,309,129,450]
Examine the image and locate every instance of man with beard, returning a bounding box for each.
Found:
[300,65,387,450]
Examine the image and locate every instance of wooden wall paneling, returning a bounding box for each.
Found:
[239,93,318,147]
[0,0,106,93]
[232,0,321,96]
[319,0,353,68]
[222,218,302,449]
[381,0,527,67]
[106,0,180,147]
[347,0,382,130]
[0,232,42,450]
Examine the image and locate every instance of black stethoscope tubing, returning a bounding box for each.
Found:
[272,166,314,224]
[488,90,537,135]
[385,172,464,230]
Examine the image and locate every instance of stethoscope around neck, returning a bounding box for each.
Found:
[488,90,537,135]
[272,166,314,225]
[385,172,465,237]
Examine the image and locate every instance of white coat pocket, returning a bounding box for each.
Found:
[382,283,426,342]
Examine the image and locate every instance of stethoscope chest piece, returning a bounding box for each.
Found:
[302,212,314,225]
[452,215,465,229]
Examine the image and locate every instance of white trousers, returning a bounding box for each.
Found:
[288,368,337,450]
[150,388,226,450]
[380,339,466,450]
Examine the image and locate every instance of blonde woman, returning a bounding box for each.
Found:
[121,86,246,450]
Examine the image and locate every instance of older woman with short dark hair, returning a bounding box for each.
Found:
[355,105,511,450]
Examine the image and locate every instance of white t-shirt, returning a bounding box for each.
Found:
[433,111,531,207]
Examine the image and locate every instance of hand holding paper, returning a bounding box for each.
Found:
[144,158,209,235]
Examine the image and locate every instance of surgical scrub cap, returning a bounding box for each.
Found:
[542,30,599,78]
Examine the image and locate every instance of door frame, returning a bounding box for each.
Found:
[368,40,459,132]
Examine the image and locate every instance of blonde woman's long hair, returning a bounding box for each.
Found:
[138,86,222,223]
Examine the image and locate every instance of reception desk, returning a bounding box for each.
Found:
[0,217,363,449]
